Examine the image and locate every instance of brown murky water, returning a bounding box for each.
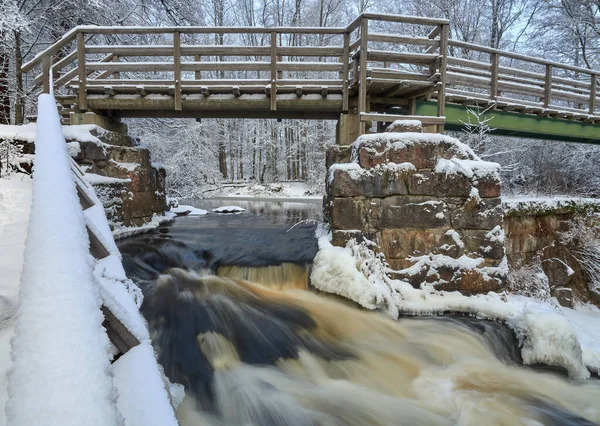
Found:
[119,200,600,426]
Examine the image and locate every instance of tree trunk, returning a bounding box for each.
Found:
[0,31,10,125]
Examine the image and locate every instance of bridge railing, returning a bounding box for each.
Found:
[21,14,448,123]
[446,40,600,118]
[20,14,599,123]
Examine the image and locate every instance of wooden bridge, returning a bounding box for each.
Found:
[22,13,600,143]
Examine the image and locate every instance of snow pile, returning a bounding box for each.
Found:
[353,132,478,160]
[171,205,208,215]
[213,205,245,213]
[435,157,501,181]
[112,212,175,239]
[311,227,598,379]
[113,342,181,426]
[0,122,104,145]
[0,175,32,426]
[503,196,600,216]
[6,94,121,426]
[328,161,416,184]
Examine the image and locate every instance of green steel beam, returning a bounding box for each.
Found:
[414,101,600,144]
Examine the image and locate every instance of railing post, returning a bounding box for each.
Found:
[437,23,448,132]
[543,64,552,108]
[590,74,597,115]
[194,55,201,80]
[358,17,368,136]
[76,32,87,111]
[342,31,349,112]
[173,31,182,111]
[490,52,499,101]
[112,56,120,80]
[270,31,277,111]
[42,56,51,94]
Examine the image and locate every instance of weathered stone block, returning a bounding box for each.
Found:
[379,228,451,259]
[385,120,423,133]
[451,198,503,230]
[331,230,364,247]
[462,229,505,259]
[554,287,574,308]
[329,197,366,230]
[358,143,438,169]
[326,145,353,169]
[329,167,408,198]
[407,171,473,198]
[378,196,450,229]
[475,175,501,198]
[435,269,505,294]
[108,146,150,166]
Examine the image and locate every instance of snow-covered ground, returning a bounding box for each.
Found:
[0,175,32,426]
[213,181,322,199]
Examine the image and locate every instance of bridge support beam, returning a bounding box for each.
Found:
[69,112,128,134]
[336,113,359,145]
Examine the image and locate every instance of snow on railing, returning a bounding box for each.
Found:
[6,94,121,425]
[5,94,179,426]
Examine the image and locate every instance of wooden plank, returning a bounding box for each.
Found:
[22,29,78,73]
[76,32,87,111]
[87,62,174,72]
[590,75,597,114]
[42,56,51,94]
[544,64,552,108]
[490,52,499,100]
[358,18,368,136]
[367,50,438,65]
[277,62,343,72]
[173,31,182,111]
[360,112,445,124]
[447,56,491,71]
[194,55,201,79]
[361,13,449,26]
[101,306,140,355]
[79,25,346,35]
[87,225,110,259]
[342,31,349,112]
[368,33,438,47]
[437,24,448,126]
[370,68,430,81]
[181,62,270,72]
[270,31,277,111]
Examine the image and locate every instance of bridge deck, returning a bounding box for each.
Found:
[22,13,600,142]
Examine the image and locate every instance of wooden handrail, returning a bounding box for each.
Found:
[20,13,599,123]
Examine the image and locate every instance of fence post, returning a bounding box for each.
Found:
[173,31,182,111]
[543,64,552,108]
[270,31,277,111]
[194,55,201,80]
[112,56,120,80]
[437,23,448,132]
[357,17,368,136]
[76,32,87,111]
[490,52,499,101]
[42,56,51,94]
[342,31,349,112]
[590,74,597,115]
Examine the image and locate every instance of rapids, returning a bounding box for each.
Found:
[119,200,600,426]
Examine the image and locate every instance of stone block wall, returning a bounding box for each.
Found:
[326,125,507,294]
[503,199,600,306]
[13,125,167,228]
[70,127,167,227]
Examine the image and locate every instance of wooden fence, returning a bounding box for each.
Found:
[21,13,600,131]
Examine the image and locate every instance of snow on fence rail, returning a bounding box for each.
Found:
[6,94,178,426]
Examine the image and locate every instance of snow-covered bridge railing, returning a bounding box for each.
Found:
[6,94,179,425]
[20,13,450,130]
[19,13,600,136]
